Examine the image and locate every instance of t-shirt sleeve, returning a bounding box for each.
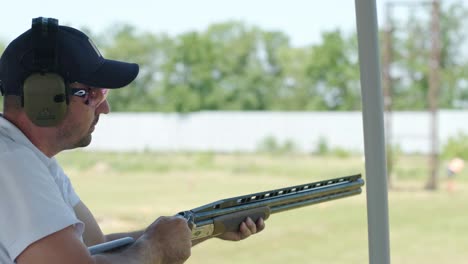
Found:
[0,149,82,261]
[64,174,81,207]
[51,161,81,208]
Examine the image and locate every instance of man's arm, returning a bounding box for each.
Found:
[74,201,106,246]
[16,216,192,264]
[75,200,265,250]
[16,225,142,264]
[74,201,144,246]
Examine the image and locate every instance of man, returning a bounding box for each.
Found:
[446,157,465,192]
[0,18,264,264]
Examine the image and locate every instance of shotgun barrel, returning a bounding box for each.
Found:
[89,174,364,254]
[179,174,364,240]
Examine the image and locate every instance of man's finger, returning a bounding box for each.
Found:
[256,218,265,233]
[245,217,257,234]
[239,222,252,239]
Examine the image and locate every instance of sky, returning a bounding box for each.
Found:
[2,0,464,47]
[0,0,394,47]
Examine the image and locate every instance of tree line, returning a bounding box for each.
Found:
[1,2,468,112]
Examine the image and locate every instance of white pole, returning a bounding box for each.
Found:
[354,1,391,263]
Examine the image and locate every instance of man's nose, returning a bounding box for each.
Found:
[96,99,110,114]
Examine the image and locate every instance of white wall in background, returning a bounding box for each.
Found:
[86,111,468,154]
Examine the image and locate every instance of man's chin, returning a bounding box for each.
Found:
[78,135,92,147]
[67,135,92,150]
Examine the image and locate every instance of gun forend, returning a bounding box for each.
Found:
[180,174,364,240]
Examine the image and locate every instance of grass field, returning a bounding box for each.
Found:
[57,151,468,264]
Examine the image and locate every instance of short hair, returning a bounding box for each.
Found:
[3,95,22,113]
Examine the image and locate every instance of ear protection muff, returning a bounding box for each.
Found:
[23,17,68,127]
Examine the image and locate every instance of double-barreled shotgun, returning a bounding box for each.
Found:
[89,173,364,255]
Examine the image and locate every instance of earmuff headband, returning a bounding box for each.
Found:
[23,17,68,127]
[31,17,59,73]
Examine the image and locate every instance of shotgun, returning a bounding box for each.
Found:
[89,173,364,255]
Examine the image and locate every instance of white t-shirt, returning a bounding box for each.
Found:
[0,115,84,263]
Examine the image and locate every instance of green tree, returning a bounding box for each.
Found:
[390,2,468,110]
[304,30,361,110]
[439,2,468,108]
[274,46,313,110]
[99,24,173,111]
[160,31,215,112]
[442,132,468,160]
[160,21,291,111]
[205,22,270,110]
[0,40,4,55]
[74,2,468,113]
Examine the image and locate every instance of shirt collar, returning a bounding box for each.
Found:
[0,114,53,166]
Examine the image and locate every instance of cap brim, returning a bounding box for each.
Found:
[81,59,139,89]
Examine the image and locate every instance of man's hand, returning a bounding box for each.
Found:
[218,217,265,241]
[141,215,192,264]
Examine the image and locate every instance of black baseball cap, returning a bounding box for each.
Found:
[0,20,139,96]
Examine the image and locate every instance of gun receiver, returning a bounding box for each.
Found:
[179,173,364,240]
[89,174,364,254]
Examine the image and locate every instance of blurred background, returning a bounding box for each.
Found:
[1,0,468,263]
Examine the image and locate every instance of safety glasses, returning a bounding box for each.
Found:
[70,86,108,108]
